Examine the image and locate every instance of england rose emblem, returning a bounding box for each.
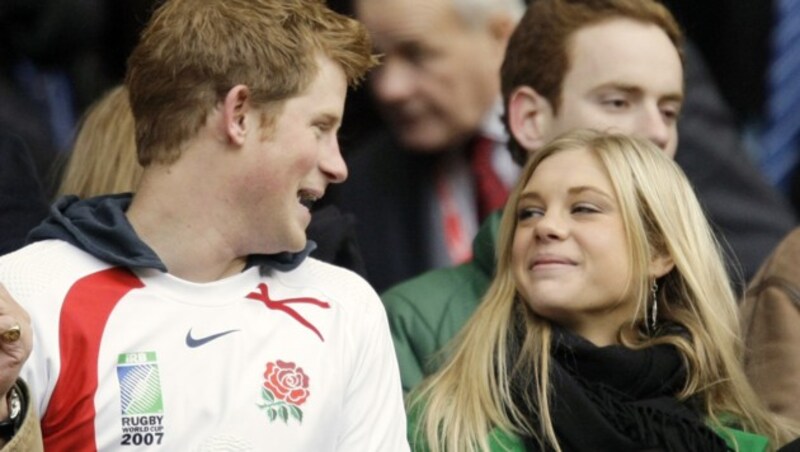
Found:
[258,360,309,423]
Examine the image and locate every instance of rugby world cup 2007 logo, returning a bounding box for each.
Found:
[117,352,166,446]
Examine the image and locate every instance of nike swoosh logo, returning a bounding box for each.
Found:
[185,328,240,348]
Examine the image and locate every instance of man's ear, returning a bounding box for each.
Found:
[508,86,554,152]
[223,85,251,146]
[648,252,675,279]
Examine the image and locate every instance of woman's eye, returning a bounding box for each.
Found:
[572,204,599,214]
[517,207,542,221]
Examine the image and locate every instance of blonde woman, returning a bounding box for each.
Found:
[58,85,142,198]
[409,130,799,451]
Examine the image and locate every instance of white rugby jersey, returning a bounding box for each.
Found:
[0,239,408,451]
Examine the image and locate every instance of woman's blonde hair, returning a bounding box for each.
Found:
[411,129,795,451]
[58,85,142,198]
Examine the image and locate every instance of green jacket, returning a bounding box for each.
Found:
[410,425,769,452]
[408,408,770,451]
[381,212,502,393]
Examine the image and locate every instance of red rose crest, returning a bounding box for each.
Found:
[257,360,309,424]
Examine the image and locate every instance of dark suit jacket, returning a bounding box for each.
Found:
[676,43,796,289]
[329,132,443,292]
[663,0,772,123]
[306,202,367,278]
[333,41,796,294]
[0,131,49,255]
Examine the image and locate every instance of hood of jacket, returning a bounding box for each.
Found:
[27,194,312,273]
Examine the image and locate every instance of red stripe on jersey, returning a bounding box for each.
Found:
[42,267,144,451]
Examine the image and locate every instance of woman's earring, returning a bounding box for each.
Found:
[649,280,659,332]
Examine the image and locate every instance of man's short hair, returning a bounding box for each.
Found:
[126,0,377,166]
[500,0,683,163]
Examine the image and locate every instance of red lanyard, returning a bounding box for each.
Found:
[435,170,472,264]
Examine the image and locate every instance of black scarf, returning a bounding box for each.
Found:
[509,324,729,452]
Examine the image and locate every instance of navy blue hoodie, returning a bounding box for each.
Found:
[28,194,313,273]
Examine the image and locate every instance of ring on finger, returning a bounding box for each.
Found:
[0,324,21,344]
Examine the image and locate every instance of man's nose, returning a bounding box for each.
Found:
[371,56,416,105]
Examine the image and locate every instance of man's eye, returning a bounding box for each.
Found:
[661,107,680,123]
[313,123,334,134]
[397,43,435,66]
[603,98,629,109]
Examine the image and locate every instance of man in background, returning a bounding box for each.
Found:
[331,0,526,292]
